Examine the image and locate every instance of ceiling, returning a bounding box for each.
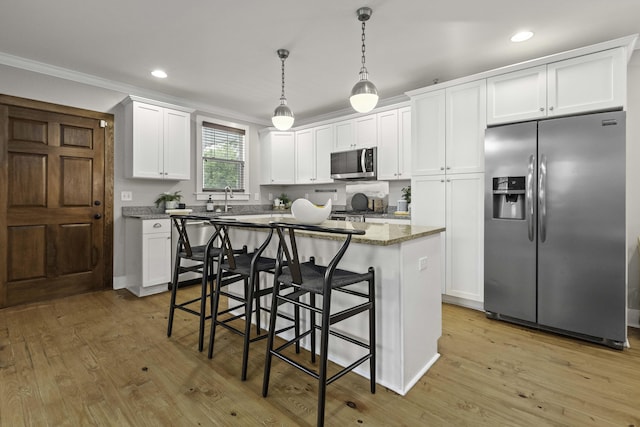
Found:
[1,0,639,126]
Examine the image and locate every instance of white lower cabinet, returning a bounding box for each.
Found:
[125,218,172,296]
[411,173,484,303]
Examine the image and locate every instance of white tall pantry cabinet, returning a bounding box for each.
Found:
[410,79,486,306]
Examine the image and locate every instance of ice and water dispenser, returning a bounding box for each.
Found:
[492,176,525,220]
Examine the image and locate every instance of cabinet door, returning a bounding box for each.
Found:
[142,232,171,287]
[295,129,314,184]
[355,114,377,148]
[376,109,400,180]
[132,102,164,179]
[445,173,484,301]
[411,90,445,176]
[410,175,446,228]
[446,80,486,174]
[270,132,295,184]
[487,65,546,125]
[334,119,354,151]
[547,47,625,117]
[398,106,412,179]
[163,108,191,180]
[314,124,334,183]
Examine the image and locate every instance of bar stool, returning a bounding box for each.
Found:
[207,218,299,381]
[262,222,376,427]
[167,215,222,352]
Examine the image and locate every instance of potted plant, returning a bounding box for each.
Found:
[279,193,291,209]
[155,190,182,209]
[401,186,411,204]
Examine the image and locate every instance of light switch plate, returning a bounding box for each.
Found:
[418,257,428,271]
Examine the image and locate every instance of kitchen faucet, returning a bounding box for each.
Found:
[224,186,233,212]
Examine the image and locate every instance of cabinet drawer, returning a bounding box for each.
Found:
[143,219,171,234]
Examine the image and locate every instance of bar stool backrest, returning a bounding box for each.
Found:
[270,222,366,288]
[209,219,274,268]
[171,215,221,257]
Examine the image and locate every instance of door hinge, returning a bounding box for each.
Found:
[100,120,108,128]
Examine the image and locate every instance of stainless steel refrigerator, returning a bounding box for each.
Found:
[484,111,626,349]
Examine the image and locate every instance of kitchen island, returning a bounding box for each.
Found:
[228,218,444,396]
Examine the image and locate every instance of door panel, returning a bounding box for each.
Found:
[484,121,537,322]
[537,111,626,342]
[1,96,113,308]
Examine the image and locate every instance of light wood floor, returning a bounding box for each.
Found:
[1,288,639,426]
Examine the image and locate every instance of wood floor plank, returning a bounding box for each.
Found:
[0,289,639,426]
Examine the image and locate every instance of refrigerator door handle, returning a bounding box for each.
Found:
[539,155,547,242]
[527,155,535,241]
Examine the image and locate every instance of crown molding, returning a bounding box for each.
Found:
[0,51,270,126]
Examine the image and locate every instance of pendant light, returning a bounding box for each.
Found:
[271,49,295,130]
[350,7,378,113]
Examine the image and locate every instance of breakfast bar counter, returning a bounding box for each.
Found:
[230,218,445,396]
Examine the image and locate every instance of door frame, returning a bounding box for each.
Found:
[0,94,114,300]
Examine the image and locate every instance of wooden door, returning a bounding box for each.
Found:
[0,95,113,308]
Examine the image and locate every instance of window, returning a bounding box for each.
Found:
[201,121,245,192]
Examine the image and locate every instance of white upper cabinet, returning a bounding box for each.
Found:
[411,90,446,176]
[125,99,192,180]
[446,80,487,174]
[261,131,295,184]
[487,47,626,125]
[377,107,412,180]
[295,124,334,184]
[412,80,486,176]
[333,114,378,152]
[547,48,626,117]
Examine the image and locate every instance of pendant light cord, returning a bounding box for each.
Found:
[280,56,286,101]
[360,20,368,74]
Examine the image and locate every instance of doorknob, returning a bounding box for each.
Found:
[94,214,102,219]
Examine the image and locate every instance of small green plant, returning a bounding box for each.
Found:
[154,190,182,207]
[279,193,291,205]
[401,186,411,204]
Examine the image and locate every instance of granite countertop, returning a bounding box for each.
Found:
[122,206,411,221]
[241,216,442,246]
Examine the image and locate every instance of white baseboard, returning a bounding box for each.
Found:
[442,294,484,311]
[113,275,128,290]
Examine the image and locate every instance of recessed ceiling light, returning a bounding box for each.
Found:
[511,31,534,42]
[151,69,168,78]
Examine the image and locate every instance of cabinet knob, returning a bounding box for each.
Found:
[446,166,451,170]
[440,166,445,170]
[549,106,554,111]
[539,107,544,112]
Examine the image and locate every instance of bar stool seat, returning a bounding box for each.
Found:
[208,219,298,381]
[262,222,376,427]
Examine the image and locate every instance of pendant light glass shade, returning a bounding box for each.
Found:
[272,99,294,130]
[349,7,378,113]
[272,49,294,131]
[350,70,379,113]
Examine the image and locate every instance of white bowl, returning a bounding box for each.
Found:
[291,198,332,225]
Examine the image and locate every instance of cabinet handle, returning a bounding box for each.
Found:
[539,107,544,112]
[440,166,445,170]
[440,179,445,183]
[153,223,162,228]
[446,166,451,170]
[549,106,554,111]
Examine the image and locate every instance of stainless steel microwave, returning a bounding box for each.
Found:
[330,147,377,180]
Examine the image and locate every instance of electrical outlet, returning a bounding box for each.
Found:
[268,193,273,201]
[418,257,428,271]
[254,193,260,201]
[305,193,309,199]
[333,193,338,201]
[121,191,132,201]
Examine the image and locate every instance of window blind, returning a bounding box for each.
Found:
[201,121,245,192]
